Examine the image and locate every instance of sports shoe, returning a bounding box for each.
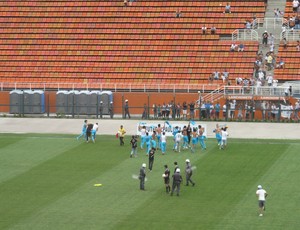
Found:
[259,214,263,217]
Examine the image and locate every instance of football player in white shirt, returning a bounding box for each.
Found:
[174,131,183,152]
[256,185,268,216]
[91,123,99,143]
[220,127,228,150]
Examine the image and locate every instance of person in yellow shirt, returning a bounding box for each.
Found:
[118,125,126,146]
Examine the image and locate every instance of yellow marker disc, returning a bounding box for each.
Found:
[94,184,102,187]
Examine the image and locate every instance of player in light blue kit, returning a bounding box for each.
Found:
[91,123,99,143]
[151,131,157,150]
[198,125,206,150]
[213,124,222,146]
[77,120,88,140]
[145,132,151,155]
[172,126,179,151]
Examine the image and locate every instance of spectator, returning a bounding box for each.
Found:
[266,73,273,86]
[269,42,274,52]
[266,52,274,70]
[272,79,278,87]
[221,69,229,83]
[175,9,182,18]
[210,26,217,34]
[276,57,285,69]
[230,43,237,52]
[283,37,288,49]
[297,40,300,51]
[213,71,220,80]
[292,0,299,13]
[236,77,243,85]
[268,33,275,45]
[294,16,300,29]
[245,20,252,32]
[238,43,245,52]
[201,25,207,35]
[123,0,128,7]
[224,2,231,13]
[262,30,269,47]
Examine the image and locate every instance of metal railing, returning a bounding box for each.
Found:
[280,29,300,41]
[254,17,289,31]
[232,29,258,41]
[0,81,223,93]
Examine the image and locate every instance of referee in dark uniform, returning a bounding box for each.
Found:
[148,147,155,171]
[163,165,171,193]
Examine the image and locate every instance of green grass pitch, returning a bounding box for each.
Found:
[1,133,300,230]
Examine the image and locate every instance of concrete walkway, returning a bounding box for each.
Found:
[0,118,299,139]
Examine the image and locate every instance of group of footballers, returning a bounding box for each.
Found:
[76,120,99,143]
[136,121,229,157]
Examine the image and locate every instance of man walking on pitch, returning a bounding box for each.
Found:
[185,159,195,186]
[139,163,146,190]
[130,135,138,158]
[171,168,182,196]
[118,125,126,146]
[148,147,155,171]
[163,164,171,193]
[256,185,268,216]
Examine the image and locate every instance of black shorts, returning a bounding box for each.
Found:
[164,178,170,184]
[258,200,265,208]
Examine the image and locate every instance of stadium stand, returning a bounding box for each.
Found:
[0,0,266,89]
[273,0,300,81]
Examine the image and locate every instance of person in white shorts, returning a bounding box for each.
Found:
[220,127,228,150]
[256,185,268,216]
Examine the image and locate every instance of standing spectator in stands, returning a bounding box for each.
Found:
[262,31,269,47]
[268,33,275,45]
[153,104,158,119]
[157,104,161,118]
[201,25,207,35]
[282,38,288,50]
[175,9,182,18]
[289,85,292,96]
[142,103,148,119]
[124,99,131,119]
[210,26,217,35]
[224,2,231,14]
[292,0,299,13]
[215,102,220,120]
[176,103,181,119]
[221,69,229,83]
[123,0,128,7]
[161,103,166,118]
[294,100,299,120]
[266,73,273,86]
[297,40,300,51]
[245,20,252,32]
[182,102,188,120]
[189,101,195,119]
[295,16,300,29]
[266,52,274,70]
